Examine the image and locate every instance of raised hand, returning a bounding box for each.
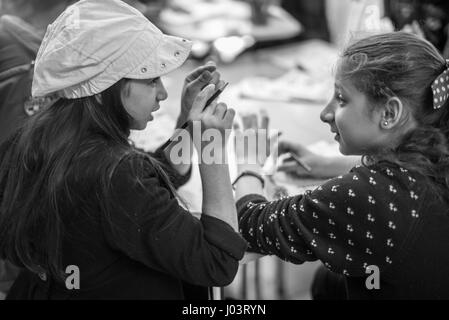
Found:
[189,84,235,151]
[234,111,278,167]
[178,61,224,127]
[278,141,357,179]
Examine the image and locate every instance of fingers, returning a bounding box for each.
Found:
[277,141,295,154]
[241,110,269,131]
[214,103,227,119]
[278,140,308,156]
[224,108,236,122]
[203,100,218,117]
[185,61,216,83]
[261,109,269,131]
[216,80,226,90]
[209,71,221,87]
[185,69,222,97]
[268,131,282,157]
[241,113,258,130]
[192,84,216,114]
[211,103,235,125]
[187,70,213,90]
[223,108,236,128]
[277,162,301,173]
[202,101,235,132]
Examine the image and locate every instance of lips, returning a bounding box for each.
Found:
[330,127,340,141]
[148,104,160,121]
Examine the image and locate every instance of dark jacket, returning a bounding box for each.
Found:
[0,15,43,145]
[4,141,247,300]
[237,162,449,299]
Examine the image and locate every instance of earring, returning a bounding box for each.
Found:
[383,121,389,126]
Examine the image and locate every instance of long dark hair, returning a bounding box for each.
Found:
[0,79,175,280]
[340,32,449,202]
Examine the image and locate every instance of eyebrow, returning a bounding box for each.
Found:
[334,82,349,96]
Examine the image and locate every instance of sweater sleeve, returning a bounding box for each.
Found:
[236,165,423,277]
[146,147,192,189]
[102,155,247,287]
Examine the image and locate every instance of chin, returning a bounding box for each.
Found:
[339,144,363,156]
[131,122,148,131]
[338,143,353,156]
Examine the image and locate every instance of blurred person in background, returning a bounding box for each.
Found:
[281,0,330,41]
[384,0,449,56]
[0,0,74,143]
[123,0,167,23]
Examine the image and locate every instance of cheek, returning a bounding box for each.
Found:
[335,110,362,143]
[123,91,152,121]
[334,108,348,130]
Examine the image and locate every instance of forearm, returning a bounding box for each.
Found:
[163,119,194,176]
[199,162,238,232]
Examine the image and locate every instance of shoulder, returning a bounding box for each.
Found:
[111,149,171,197]
[317,162,421,198]
[302,163,424,275]
[113,150,160,180]
[72,142,162,191]
[306,162,424,244]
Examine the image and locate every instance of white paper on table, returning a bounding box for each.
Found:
[237,69,333,104]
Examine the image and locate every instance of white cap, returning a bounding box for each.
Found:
[32,0,192,99]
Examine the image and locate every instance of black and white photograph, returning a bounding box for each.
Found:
[1,0,449,307]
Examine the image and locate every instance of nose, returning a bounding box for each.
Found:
[320,100,335,124]
[157,79,168,101]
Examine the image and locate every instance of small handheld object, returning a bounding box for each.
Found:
[161,82,229,150]
[285,152,312,172]
[204,82,229,111]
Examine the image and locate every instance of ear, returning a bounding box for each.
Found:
[379,97,404,130]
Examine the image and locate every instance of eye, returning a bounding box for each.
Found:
[147,78,158,86]
[335,91,346,106]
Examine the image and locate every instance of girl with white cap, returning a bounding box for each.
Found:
[0,0,246,299]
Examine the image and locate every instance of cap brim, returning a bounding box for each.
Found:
[125,34,192,80]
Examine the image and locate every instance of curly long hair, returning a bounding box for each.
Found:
[340,32,449,202]
[0,79,175,281]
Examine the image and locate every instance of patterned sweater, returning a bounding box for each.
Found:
[237,162,449,299]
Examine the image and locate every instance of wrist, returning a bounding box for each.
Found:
[176,113,189,129]
[197,145,229,165]
[232,170,265,189]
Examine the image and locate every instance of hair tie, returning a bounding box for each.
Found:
[431,59,449,109]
